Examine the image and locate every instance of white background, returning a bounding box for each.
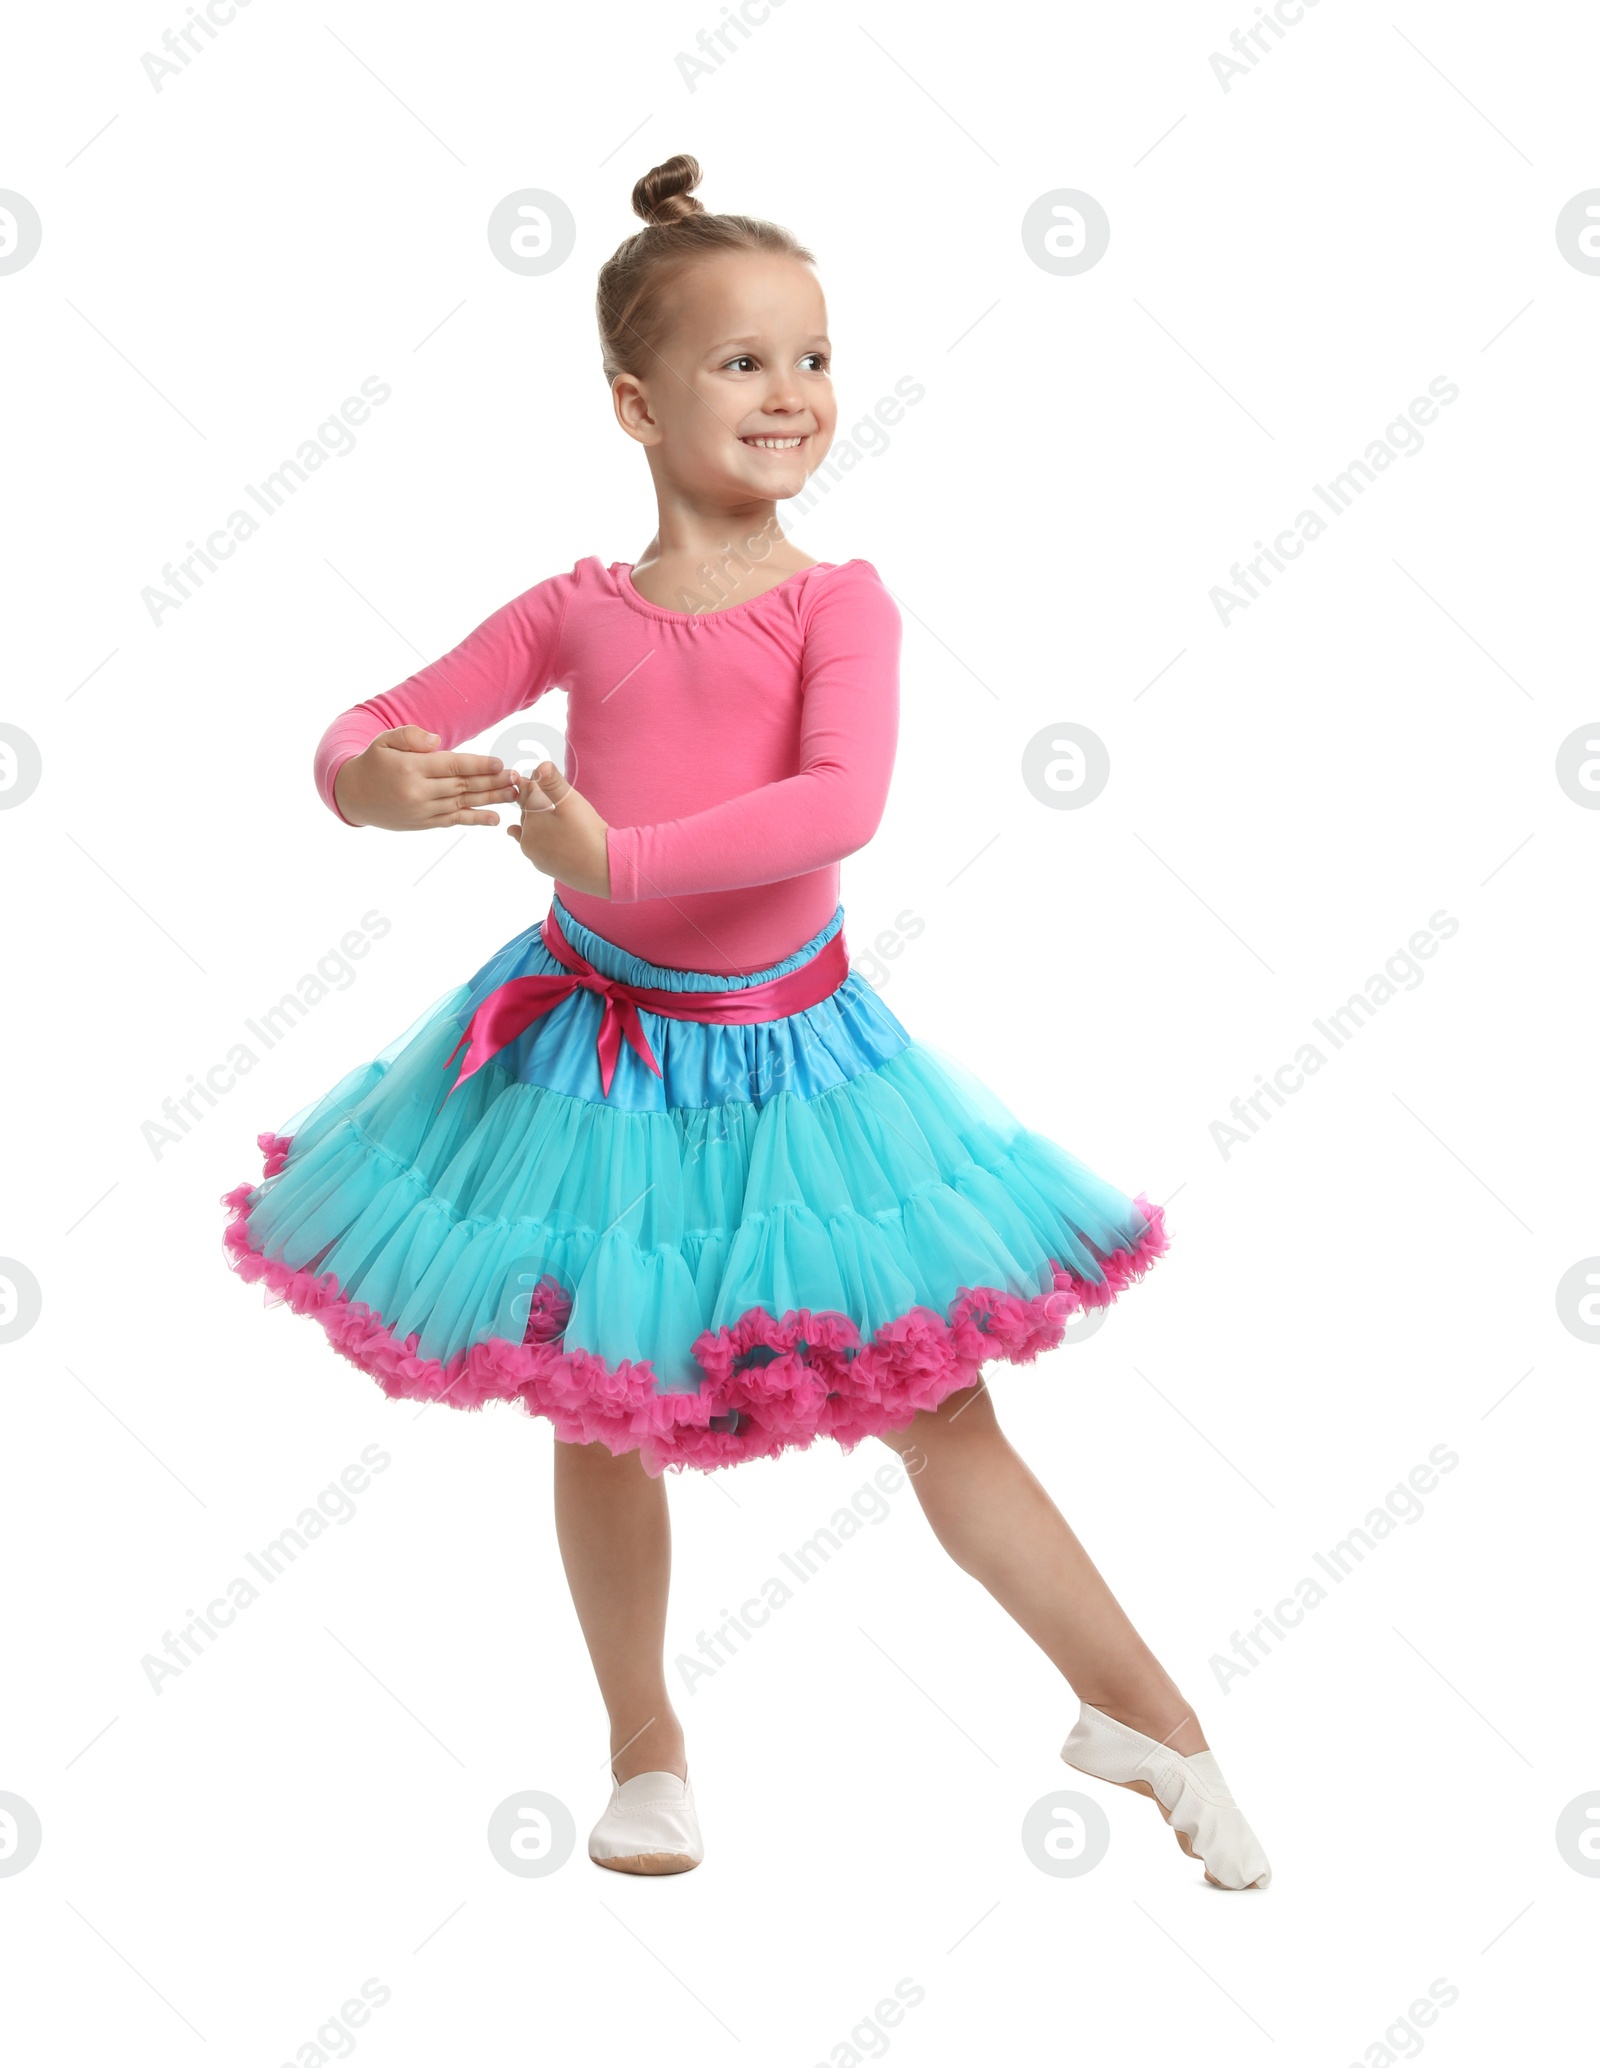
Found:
[2,0,1597,2060]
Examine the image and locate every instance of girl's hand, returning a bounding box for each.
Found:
[334,725,519,830]
[505,762,611,896]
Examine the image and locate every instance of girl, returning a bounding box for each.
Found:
[222,155,1269,1891]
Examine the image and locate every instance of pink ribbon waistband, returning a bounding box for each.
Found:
[443,906,851,1100]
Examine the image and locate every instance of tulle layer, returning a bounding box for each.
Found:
[224,1160,1165,1475]
[222,1015,1170,1473]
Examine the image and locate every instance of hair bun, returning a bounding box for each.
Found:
[632,154,705,227]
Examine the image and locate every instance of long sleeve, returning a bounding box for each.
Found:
[313,567,576,824]
[604,568,901,901]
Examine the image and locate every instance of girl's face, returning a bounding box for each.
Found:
[614,251,837,505]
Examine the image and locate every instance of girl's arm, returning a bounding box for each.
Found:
[315,569,576,826]
[604,567,901,901]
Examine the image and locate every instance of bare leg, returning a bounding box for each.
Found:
[552,1437,687,1782]
[880,1381,1206,1754]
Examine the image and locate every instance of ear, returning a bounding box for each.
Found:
[611,373,661,446]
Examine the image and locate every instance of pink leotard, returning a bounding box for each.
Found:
[313,556,902,974]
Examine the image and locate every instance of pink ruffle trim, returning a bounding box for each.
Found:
[259,1132,293,1179]
[222,1131,1169,1477]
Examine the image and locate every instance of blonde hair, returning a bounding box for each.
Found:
[594,154,815,387]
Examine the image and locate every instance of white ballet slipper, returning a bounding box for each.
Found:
[588,1768,703,1875]
[1061,1702,1270,1890]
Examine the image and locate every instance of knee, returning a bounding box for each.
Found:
[555,1435,654,1484]
[921,1379,1005,1453]
[877,1381,1006,1482]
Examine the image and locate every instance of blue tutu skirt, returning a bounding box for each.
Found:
[222,896,1168,1474]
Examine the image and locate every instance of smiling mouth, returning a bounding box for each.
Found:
[739,434,808,450]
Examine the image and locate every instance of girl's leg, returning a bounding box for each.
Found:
[552,1437,687,1782]
[879,1380,1207,1754]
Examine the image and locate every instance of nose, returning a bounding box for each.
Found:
[760,375,806,414]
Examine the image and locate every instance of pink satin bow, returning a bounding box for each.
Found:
[442,907,850,1101]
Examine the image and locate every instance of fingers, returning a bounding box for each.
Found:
[427,806,503,827]
[434,752,512,778]
[379,731,515,804]
[424,769,517,798]
[410,776,518,821]
[413,763,573,835]
[535,759,571,804]
[523,761,564,812]
[381,734,512,781]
